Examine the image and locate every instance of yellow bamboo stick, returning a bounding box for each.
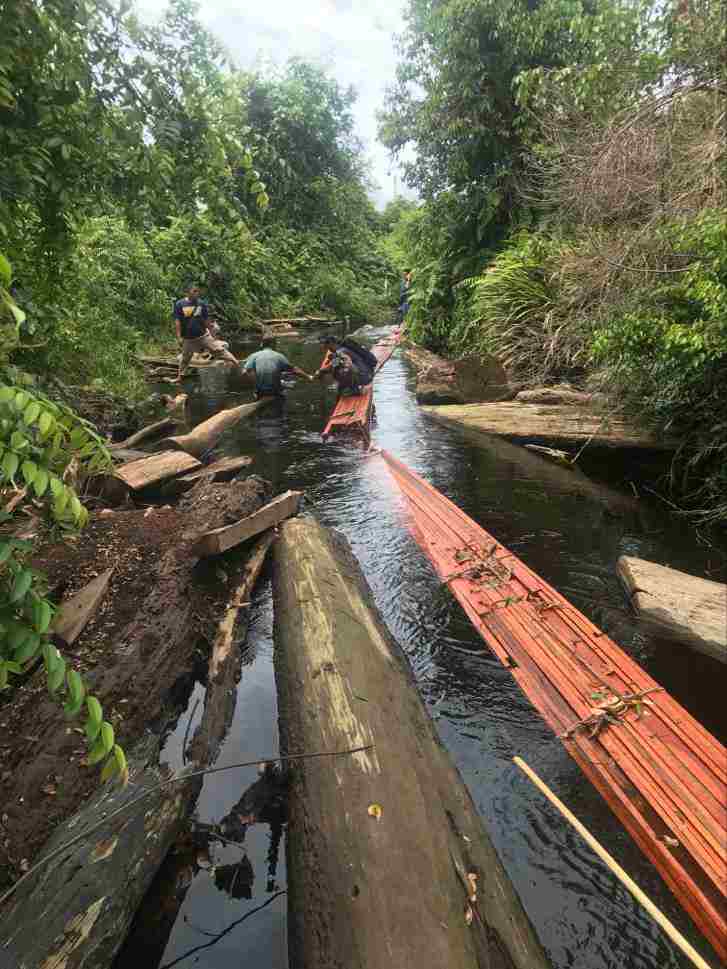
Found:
[513,756,716,969]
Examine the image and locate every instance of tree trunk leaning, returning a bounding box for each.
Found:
[187,531,275,765]
[163,400,274,459]
[272,518,550,969]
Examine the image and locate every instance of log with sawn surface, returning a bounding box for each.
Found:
[155,454,254,499]
[187,531,275,765]
[272,518,550,969]
[109,416,179,451]
[52,567,114,647]
[0,478,270,969]
[93,450,201,503]
[191,490,301,558]
[163,399,274,459]
[618,555,727,664]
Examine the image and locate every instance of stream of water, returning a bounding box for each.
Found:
[115,324,725,969]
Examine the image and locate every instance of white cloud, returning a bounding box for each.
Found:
[137,0,414,208]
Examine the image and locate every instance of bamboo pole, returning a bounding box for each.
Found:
[513,757,716,969]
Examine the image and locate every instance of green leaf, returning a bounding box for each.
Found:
[9,568,33,603]
[21,460,37,486]
[0,542,13,564]
[15,632,41,664]
[100,721,114,755]
[10,431,28,451]
[85,695,103,741]
[0,253,11,288]
[70,494,83,522]
[47,654,66,694]
[64,668,85,717]
[49,476,64,497]
[14,391,29,411]
[86,735,108,765]
[32,598,52,633]
[38,412,54,437]
[33,468,49,496]
[2,451,19,481]
[69,427,86,448]
[100,752,119,782]
[0,386,14,403]
[24,402,41,425]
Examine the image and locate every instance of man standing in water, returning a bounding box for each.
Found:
[398,269,412,325]
[242,334,313,399]
[174,284,241,381]
[314,335,376,396]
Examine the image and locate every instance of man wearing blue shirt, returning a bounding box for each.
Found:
[242,335,313,399]
[174,284,241,380]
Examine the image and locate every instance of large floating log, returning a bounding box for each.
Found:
[422,402,677,452]
[272,518,550,969]
[52,567,114,647]
[163,400,274,459]
[192,490,301,558]
[618,555,727,664]
[109,417,178,451]
[187,532,275,765]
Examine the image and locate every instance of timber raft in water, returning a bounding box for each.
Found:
[272,518,550,969]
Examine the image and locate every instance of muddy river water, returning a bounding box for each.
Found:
[115,325,724,969]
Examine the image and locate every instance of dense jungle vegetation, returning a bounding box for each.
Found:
[380,0,726,523]
[0,0,393,772]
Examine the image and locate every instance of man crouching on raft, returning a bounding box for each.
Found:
[173,284,242,381]
[314,335,376,397]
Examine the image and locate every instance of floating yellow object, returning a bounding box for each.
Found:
[367,803,383,821]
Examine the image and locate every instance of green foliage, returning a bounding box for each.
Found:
[0,272,126,782]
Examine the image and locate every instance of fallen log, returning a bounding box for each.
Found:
[52,567,114,646]
[0,479,271,968]
[109,416,179,451]
[192,490,301,558]
[155,454,254,499]
[272,519,550,969]
[109,447,148,464]
[618,555,727,664]
[117,450,201,490]
[163,400,274,459]
[187,531,275,765]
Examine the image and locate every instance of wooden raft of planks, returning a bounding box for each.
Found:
[380,449,727,964]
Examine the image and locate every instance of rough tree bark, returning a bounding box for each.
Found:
[272,518,550,969]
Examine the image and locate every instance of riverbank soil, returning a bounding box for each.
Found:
[0,476,270,889]
[404,346,511,404]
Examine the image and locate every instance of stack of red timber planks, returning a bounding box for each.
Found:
[321,329,401,443]
[380,450,727,963]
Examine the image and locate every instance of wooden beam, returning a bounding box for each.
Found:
[272,519,550,969]
[618,555,727,664]
[52,568,114,646]
[191,490,301,557]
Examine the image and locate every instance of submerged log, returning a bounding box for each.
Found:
[109,416,179,451]
[187,532,275,765]
[163,400,274,459]
[52,567,114,647]
[191,490,301,558]
[422,402,677,452]
[618,555,727,664]
[272,519,550,969]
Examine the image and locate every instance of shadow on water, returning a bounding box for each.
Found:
[116,324,725,969]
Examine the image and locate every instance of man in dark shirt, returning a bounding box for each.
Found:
[242,335,312,398]
[314,335,375,396]
[173,284,241,380]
